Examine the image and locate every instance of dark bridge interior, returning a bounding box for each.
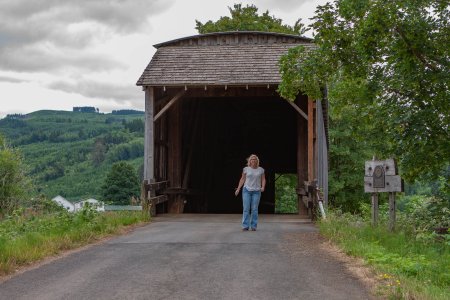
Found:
[179,96,298,214]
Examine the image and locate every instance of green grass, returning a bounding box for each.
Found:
[0,209,149,275]
[318,211,450,299]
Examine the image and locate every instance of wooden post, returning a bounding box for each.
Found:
[144,87,155,181]
[389,192,396,231]
[371,193,379,226]
[144,87,156,216]
[307,97,314,182]
[167,101,184,213]
[296,96,308,215]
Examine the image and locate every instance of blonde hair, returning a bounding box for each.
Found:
[247,154,260,167]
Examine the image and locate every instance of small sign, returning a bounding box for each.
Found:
[373,165,385,188]
[364,159,404,193]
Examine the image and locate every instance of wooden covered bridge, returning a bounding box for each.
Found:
[136,31,328,216]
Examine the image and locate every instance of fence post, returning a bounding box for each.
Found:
[389,192,396,231]
[371,192,379,226]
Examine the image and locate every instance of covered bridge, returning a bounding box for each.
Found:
[136,31,328,216]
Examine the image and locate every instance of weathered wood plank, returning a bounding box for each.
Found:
[154,90,185,122]
[144,87,155,181]
[371,193,379,226]
[389,192,396,231]
[364,175,404,193]
[150,195,169,205]
[365,159,398,176]
[285,99,308,120]
[146,180,169,191]
[307,97,315,181]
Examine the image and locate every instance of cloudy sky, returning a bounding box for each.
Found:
[0,0,327,117]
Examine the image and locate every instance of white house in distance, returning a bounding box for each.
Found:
[52,196,105,212]
[52,195,75,212]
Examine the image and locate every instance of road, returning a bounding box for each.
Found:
[0,214,374,300]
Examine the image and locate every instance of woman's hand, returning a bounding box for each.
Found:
[235,188,240,196]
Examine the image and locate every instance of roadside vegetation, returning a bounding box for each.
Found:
[0,132,149,276]
[0,199,149,276]
[319,197,449,300]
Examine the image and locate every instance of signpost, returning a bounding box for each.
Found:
[364,158,404,230]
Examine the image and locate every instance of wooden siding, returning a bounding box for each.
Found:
[153,31,312,48]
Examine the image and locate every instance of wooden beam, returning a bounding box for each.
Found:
[285,99,308,120]
[153,90,185,122]
[150,195,169,205]
[308,97,315,181]
[145,180,169,191]
[144,87,155,181]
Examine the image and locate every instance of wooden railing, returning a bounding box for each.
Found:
[141,180,169,216]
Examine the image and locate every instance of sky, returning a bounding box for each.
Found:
[0,0,327,118]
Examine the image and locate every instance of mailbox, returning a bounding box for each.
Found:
[364,159,404,193]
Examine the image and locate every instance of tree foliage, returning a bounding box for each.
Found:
[0,135,31,215]
[196,4,306,35]
[279,0,449,184]
[101,161,139,205]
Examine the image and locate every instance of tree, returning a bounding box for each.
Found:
[0,135,31,215]
[91,138,106,166]
[279,0,449,184]
[196,4,307,35]
[101,161,139,205]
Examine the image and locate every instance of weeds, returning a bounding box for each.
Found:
[319,200,450,299]
[0,204,149,276]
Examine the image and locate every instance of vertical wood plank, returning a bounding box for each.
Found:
[144,87,154,181]
[296,96,308,215]
[308,97,314,181]
[168,101,184,213]
[371,193,379,226]
[389,192,396,231]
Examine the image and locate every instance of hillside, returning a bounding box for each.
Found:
[0,110,145,201]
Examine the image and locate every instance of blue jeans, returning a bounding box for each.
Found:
[242,187,261,229]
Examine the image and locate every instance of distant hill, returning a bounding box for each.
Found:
[0,110,145,201]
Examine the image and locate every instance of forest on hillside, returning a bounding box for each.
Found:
[0,110,145,201]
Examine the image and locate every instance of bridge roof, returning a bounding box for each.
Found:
[136,31,315,87]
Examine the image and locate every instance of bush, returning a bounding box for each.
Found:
[0,135,32,216]
[397,195,450,243]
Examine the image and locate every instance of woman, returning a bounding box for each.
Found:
[235,154,266,231]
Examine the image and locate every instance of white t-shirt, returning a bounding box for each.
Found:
[243,166,264,191]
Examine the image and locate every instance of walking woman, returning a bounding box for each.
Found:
[235,154,266,231]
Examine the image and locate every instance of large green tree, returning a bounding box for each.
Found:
[196,3,306,35]
[279,0,449,184]
[101,161,139,205]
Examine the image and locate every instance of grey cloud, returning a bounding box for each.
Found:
[256,0,315,12]
[47,79,142,102]
[0,45,123,72]
[0,75,27,83]
[0,0,174,72]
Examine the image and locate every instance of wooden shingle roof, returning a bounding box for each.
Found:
[136,32,315,87]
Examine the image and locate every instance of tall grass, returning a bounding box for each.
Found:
[318,209,449,299]
[0,207,149,275]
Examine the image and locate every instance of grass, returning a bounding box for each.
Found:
[0,208,149,276]
[318,211,450,299]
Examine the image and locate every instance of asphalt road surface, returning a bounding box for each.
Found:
[0,214,374,300]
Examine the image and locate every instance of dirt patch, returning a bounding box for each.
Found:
[0,221,150,284]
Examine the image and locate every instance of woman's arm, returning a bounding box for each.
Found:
[261,172,266,192]
[235,173,246,196]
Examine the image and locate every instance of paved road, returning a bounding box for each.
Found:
[0,214,373,300]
